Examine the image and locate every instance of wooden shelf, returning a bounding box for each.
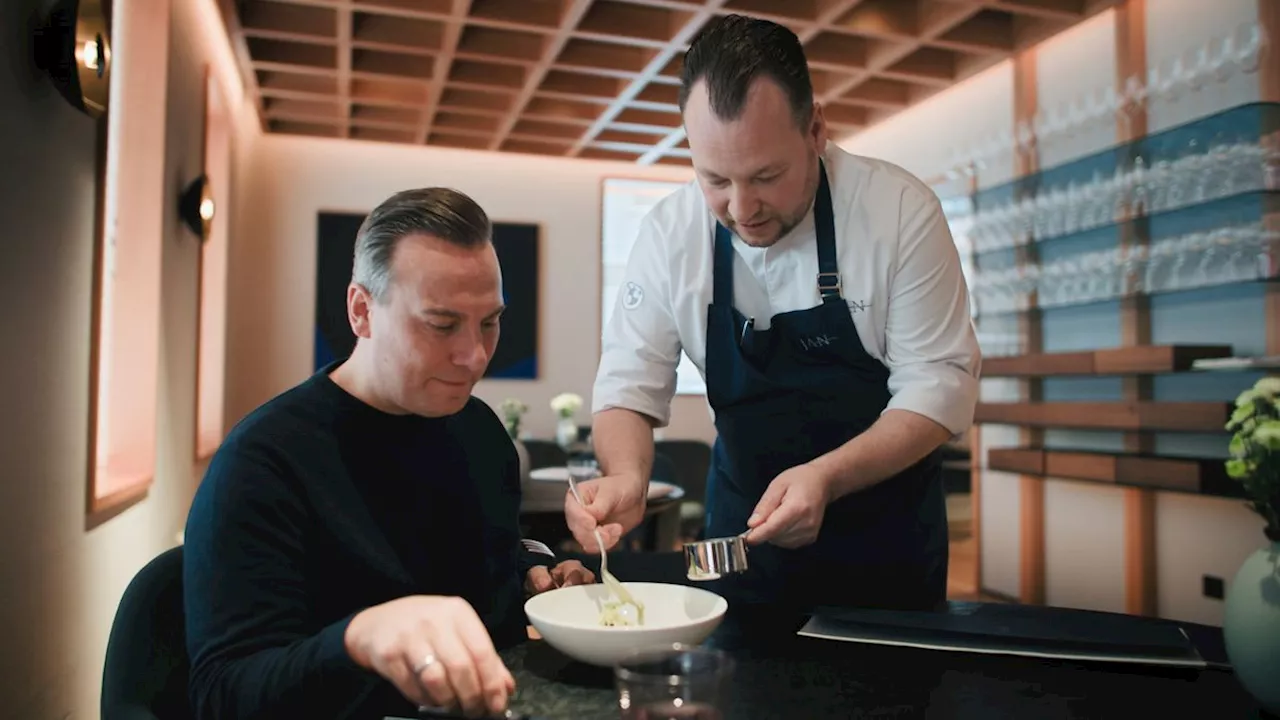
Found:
[982,344,1233,377]
[988,447,1245,499]
[973,401,1231,432]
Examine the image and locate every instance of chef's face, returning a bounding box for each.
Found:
[684,77,827,247]
[350,233,504,417]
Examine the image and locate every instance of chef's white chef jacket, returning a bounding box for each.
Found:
[592,141,982,439]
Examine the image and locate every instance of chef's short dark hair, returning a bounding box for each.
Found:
[353,188,492,302]
[679,14,814,129]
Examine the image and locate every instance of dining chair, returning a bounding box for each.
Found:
[522,439,568,471]
[653,439,713,541]
[101,545,191,720]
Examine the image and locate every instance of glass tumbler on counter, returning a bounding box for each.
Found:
[616,644,735,719]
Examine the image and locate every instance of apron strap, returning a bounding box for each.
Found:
[713,221,735,306]
[813,159,842,300]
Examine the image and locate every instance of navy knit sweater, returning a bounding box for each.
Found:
[182,363,547,719]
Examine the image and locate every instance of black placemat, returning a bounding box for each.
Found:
[799,601,1206,667]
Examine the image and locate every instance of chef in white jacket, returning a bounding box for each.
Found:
[567,14,982,611]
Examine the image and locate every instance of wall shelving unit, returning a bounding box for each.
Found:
[951,0,1280,615]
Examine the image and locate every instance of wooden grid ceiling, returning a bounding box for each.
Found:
[219,0,1118,166]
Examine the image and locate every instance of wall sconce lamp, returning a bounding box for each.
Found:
[179,175,216,241]
[33,0,113,119]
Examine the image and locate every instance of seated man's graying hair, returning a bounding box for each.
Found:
[678,13,814,129]
[352,187,492,302]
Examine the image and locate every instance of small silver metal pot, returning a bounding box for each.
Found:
[682,530,751,581]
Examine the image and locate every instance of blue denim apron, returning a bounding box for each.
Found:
[700,160,949,611]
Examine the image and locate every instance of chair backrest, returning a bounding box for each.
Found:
[654,439,713,504]
[522,439,568,471]
[651,451,678,484]
[102,545,190,720]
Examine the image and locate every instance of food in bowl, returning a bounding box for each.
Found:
[599,598,640,627]
[525,582,728,667]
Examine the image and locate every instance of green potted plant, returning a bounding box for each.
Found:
[1221,375,1280,713]
[499,398,529,440]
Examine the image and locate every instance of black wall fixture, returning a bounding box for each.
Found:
[33,0,113,118]
[179,175,215,241]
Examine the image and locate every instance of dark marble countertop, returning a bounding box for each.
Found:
[501,642,617,718]
[501,611,1266,719]
[495,551,1270,720]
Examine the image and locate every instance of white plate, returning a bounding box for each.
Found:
[528,470,680,498]
[528,466,680,498]
[529,466,571,482]
[520,476,683,512]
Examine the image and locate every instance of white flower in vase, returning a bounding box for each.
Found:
[550,393,583,449]
[1221,375,1280,714]
[549,392,583,417]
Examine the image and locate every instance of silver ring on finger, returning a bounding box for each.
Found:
[412,652,437,675]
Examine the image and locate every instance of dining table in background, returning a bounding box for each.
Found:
[519,467,686,552]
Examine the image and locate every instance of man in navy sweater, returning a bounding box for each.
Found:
[182,188,592,719]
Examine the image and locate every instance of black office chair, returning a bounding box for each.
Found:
[102,545,191,720]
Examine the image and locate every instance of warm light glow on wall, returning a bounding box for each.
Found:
[196,67,231,460]
[193,0,245,115]
[90,0,170,514]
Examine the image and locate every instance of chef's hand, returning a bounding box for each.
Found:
[564,473,648,552]
[744,463,832,549]
[525,560,595,595]
[344,595,516,716]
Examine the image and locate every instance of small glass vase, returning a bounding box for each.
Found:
[1223,531,1280,714]
[555,416,578,450]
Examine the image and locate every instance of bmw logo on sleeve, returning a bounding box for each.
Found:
[622,282,644,310]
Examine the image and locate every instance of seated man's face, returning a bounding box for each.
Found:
[370,233,504,417]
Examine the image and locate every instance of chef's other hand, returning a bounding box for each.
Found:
[344,595,516,716]
[564,473,647,552]
[525,560,596,595]
[744,463,831,549]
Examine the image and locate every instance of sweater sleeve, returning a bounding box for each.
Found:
[182,440,379,720]
[511,447,556,581]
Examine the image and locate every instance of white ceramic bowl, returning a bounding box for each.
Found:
[524,582,728,667]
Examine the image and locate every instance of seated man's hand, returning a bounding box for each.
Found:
[524,560,595,595]
[344,595,515,716]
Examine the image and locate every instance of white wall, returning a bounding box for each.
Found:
[840,0,1269,625]
[1145,0,1262,133]
[0,0,254,714]
[226,138,713,442]
[839,59,1016,190]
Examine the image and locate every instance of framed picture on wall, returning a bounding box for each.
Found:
[85,1,167,520]
[314,212,541,379]
[599,176,705,395]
